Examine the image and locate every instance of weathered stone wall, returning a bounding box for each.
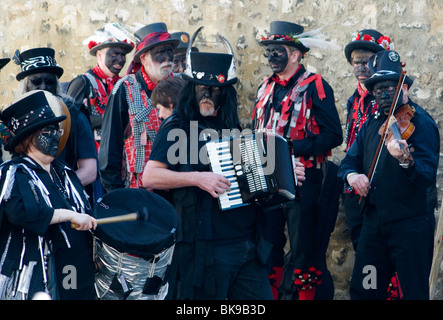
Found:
[0,0,442,300]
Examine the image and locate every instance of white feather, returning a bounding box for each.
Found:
[297,27,323,39]
[299,37,341,51]
[83,23,134,45]
[104,23,134,42]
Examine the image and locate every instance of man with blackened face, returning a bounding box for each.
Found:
[339,50,439,300]
[341,30,391,258]
[66,23,135,144]
[98,22,181,192]
[253,21,343,300]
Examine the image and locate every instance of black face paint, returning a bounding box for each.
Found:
[151,45,174,64]
[265,45,289,74]
[172,52,186,73]
[195,85,221,117]
[351,53,373,83]
[105,47,127,75]
[372,80,399,115]
[34,125,61,157]
[27,73,58,95]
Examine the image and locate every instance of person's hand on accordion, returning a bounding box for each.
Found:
[293,161,305,187]
[196,172,232,198]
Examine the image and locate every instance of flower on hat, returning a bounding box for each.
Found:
[377,36,391,50]
[88,41,98,50]
[351,32,392,51]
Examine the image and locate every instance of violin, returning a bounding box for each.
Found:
[378,104,415,166]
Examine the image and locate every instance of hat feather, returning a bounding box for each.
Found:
[298,37,341,51]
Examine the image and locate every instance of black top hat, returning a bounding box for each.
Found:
[260,21,310,53]
[344,29,391,63]
[0,58,10,70]
[364,50,413,92]
[171,32,190,52]
[0,90,66,151]
[182,27,237,87]
[182,51,237,87]
[14,48,64,81]
[133,22,179,63]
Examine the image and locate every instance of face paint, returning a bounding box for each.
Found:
[105,47,127,75]
[172,52,186,73]
[27,73,58,95]
[372,80,399,115]
[351,51,373,84]
[265,45,289,74]
[195,85,221,117]
[34,125,62,157]
[141,44,174,82]
[151,44,174,64]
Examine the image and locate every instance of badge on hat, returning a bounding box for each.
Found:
[388,51,399,62]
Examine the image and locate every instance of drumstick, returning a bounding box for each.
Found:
[71,209,149,229]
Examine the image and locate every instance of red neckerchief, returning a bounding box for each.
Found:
[345,82,370,151]
[140,67,173,91]
[140,67,157,91]
[92,64,120,96]
[271,66,301,86]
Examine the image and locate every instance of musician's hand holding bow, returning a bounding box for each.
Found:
[347,172,370,197]
[196,172,231,198]
[293,161,305,186]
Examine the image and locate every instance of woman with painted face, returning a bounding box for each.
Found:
[0,91,97,300]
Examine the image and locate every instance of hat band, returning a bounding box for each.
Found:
[21,56,58,72]
[88,39,134,50]
[351,33,392,50]
[8,104,53,133]
[372,70,398,77]
[136,31,172,52]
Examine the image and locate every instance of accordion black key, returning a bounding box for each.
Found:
[206,132,298,211]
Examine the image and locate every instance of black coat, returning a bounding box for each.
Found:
[338,100,440,223]
[0,156,94,298]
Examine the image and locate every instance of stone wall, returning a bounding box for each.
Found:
[0,0,442,300]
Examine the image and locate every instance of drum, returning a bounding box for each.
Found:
[92,188,178,300]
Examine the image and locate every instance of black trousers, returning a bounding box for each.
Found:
[350,206,435,300]
[265,166,336,299]
[343,192,364,251]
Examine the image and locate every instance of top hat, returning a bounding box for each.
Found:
[133,22,179,63]
[364,50,413,92]
[344,29,391,63]
[0,90,67,151]
[260,21,310,53]
[85,23,135,56]
[182,27,237,87]
[0,58,10,70]
[14,48,64,81]
[171,32,191,53]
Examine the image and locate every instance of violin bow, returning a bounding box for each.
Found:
[359,69,407,204]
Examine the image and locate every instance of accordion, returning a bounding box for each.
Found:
[206,132,298,211]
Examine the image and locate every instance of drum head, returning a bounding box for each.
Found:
[93,188,178,260]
